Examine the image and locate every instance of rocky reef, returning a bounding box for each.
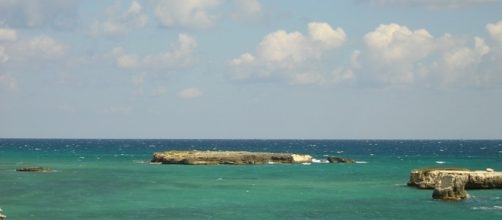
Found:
[151,150,313,165]
[407,168,502,189]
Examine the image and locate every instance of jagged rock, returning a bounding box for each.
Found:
[16,167,49,172]
[407,168,502,189]
[326,156,354,163]
[151,151,313,165]
[432,174,469,200]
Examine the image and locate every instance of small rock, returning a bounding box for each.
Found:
[327,156,354,163]
[432,174,469,201]
[16,167,49,172]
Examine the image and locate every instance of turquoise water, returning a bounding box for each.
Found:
[1,139,501,219]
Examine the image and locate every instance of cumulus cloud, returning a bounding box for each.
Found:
[230,22,348,85]
[360,23,434,84]
[364,23,434,63]
[431,35,493,86]
[0,0,79,29]
[366,0,502,9]
[352,22,502,87]
[487,21,502,44]
[154,0,222,29]
[113,33,197,69]
[178,87,203,98]
[89,0,148,36]
[231,0,262,21]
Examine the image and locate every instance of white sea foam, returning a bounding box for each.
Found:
[312,158,330,164]
[312,159,322,163]
[302,162,312,165]
[435,161,446,164]
[355,161,368,164]
[472,206,502,211]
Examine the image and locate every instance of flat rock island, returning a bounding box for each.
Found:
[407,168,502,189]
[151,150,313,165]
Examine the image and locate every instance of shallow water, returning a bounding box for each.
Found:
[1,139,501,219]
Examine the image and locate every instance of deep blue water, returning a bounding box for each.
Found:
[1,139,501,219]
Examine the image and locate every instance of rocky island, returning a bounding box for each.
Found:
[407,168,502,189]
[151,150,313,165]
[407,167,502,200]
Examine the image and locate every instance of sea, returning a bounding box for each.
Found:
[0,139,501,220]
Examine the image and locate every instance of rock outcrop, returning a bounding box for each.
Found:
[327,156,355,163]
[432,174,469,201]
[152,151,313,165]
[407,168,502,189]
[0,208,5,220]
[16,167,50,172]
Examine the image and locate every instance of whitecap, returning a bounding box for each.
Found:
[435,161,446,164]
[355,161,368,164]
[302,162,312,165]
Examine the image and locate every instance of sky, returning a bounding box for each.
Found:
[1,0,502,139]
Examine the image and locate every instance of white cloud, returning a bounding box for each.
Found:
[366,0,502,8]
[28,36,66,57]
[360,23,435,84]
[352,22,502,87]
[364,23,434,63]
[0,27,16,41]
[114,33,197,69]
[441,37,490,71]
[90,0,148,36]
[487,21,502,44]
[154,0,222,29]
[0,0,79,29]
[431,35,492,86]
[178,87,203,98]
[231,0,262,21]
[230,22,347,85]
[309,22,346,48]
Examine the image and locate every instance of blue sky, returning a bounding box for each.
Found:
[1,0,502,139]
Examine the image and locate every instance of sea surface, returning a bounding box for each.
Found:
[1,139,501,219]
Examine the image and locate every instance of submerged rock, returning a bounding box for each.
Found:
[16,167,50,172]
[151,151,312,165]
[432,174,469,201]
[326,156,355,163]
[407,168,502,189]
